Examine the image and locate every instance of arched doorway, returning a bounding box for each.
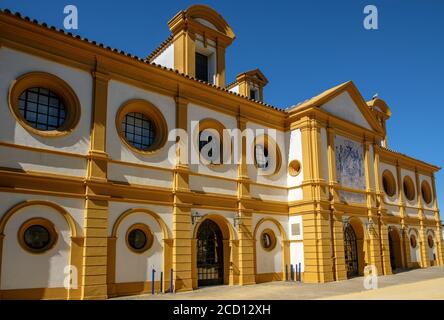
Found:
[196,219,224,286]
[388,227,403,272]
[344,224,359,278]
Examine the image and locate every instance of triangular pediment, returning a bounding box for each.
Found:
[320,91,372,130]
[289,81,384,134]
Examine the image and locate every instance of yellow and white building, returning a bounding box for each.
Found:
[0,5,442,300]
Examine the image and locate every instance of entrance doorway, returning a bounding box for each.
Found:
[196,219,224,286]
[344,224,359,278]
[388,228,403,272]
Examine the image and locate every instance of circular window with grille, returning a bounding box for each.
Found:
[116,100,167,154]
[9,72,80,137]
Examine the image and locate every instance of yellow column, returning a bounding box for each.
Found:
[364,142,385,275]
[416,170,430,268]
[301,120,333,283]
[216,42,226,87]
[173,30,195,77]
[81,67,110,300]
[236,115,255,285]
[172,95,193,292]
[431,174,444,265]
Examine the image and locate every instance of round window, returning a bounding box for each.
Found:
[9,72,81,137]
[18,87,66,131]
[255,144,269,169]
[421,181,432,204]
[18,218,58,254]
[121,112,156,151]
[289,160,301,177]
[403,176,416,201]
[410,234,417,249]
[382,170,396,197]
[126,224,153,253]
[116,100,167,154]
[428,235,434,249]
[260,228,277,251]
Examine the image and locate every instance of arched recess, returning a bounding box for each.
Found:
[108,208,171,297]
[0,200,79,300]
[426,229,437,266]
[408,228,421,267]
[388,226,403,271]
[192,214,237,288]
[344,217,365,278]
[253,217,288,283]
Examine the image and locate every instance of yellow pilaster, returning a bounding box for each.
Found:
[236,115,255,285]
[216,43,226,87]
[173,30,195,77]
[431,174,444,266]
[172,94,193,292]
[415,170,430,268]
[379,219,392,275]
[81,67,110,300]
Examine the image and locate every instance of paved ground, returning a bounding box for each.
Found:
[112,266,444,300]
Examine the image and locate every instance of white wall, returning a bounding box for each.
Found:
[0,192,84,236]
[152,43,174,69]
[108,201,173,283]
[409,228,420,263]
[287,129,304,202]
[106,80,176,171]
[289,215,304,271]
[1,201,75,289]
[187,102,238,179]
[253,214,287,274]
[0,47,92,176]
[321,92,372,130]
[380,162,398,205]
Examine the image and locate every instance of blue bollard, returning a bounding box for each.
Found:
[298,263,302,282]
[295,264,298,282]
[290,264,294,282]
[160,271,163,294]
[170,268,173,293]
[285,264,288,282]
[152,268,156,295]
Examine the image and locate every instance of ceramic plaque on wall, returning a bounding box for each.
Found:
[334,135,366,203]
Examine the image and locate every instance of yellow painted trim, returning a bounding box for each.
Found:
[0,200,78,237]
[111,208,171,240]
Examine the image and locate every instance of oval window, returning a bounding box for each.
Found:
[260,228,277,251]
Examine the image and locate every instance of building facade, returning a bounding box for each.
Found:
[0,5,442,300]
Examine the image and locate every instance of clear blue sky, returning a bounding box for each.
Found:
[1,0,443,208]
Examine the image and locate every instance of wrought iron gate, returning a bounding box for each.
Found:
[197,219,224,286]
[343,224,359,278]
